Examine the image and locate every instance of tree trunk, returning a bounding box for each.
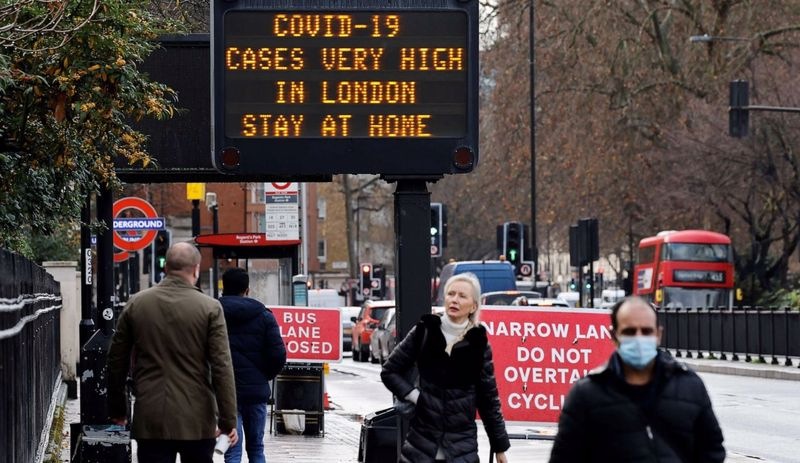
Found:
[342,174,358,279]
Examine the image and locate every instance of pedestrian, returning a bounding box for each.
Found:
[549,296,725,462]
[107,242,238,463]
[219,267,287,463]
[381,273,510,463]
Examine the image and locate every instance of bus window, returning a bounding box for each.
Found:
[663,243,729,262]
[638,246,656,264]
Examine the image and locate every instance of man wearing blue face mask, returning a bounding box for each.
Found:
[549,296,725,463]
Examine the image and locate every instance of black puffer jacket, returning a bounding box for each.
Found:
[219,296,287,404]
[549,351,725,463]
[381,314,510,463]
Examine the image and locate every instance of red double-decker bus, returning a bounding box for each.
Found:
[634,230,734,308]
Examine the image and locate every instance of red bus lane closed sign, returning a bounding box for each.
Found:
[271,306,342,363]
[480,307,616,422]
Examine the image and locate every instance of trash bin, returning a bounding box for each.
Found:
[358,407,398,463]
[273,363,324,436]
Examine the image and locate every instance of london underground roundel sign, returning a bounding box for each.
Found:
[112,197,164,252]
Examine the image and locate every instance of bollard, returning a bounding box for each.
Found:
[785,308,793,367]
[770,308,779,365]
[719,307,727,360]
[696,308,704,359]
[744,307,751,362]
[707,308,714,359]
[685,309,693,359]
[662,308,670,355]
[757,307,766,363]
[731,308,738,361]
[675,308,682,358]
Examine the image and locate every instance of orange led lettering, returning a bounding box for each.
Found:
[320,48,384,71]
[321,81,416,104]
[321,114,352,136]
[226,47,241,70]
[368,115,432,137]
[400,47,464,71]
[274,14,353,37]
[275,81,305,104]
[241,114,304,137]
[225,47,304,70]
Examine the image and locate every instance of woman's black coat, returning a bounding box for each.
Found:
[381,314,510,463]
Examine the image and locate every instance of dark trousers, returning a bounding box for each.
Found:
[137,438,215,463]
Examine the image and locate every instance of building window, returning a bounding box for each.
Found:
[252,183,266,204]
[317,239,327,263]
[317,198,326,220]
[256,213,266,233]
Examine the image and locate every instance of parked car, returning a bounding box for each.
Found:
[369,308,396,364]
[351,300,395,362]
[340,306,361,353]
[556,291,580,308]
[434,260,517,306]
[481,290,543,306]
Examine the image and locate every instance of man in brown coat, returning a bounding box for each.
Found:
[107,242,238,462]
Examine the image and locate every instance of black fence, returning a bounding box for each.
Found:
[658,307,800,365]
[0,249,63,463]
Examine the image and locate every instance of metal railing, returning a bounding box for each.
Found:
[658,307,800,366]
[0,249,62,463]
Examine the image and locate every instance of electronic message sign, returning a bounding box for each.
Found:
[212,0,478,176]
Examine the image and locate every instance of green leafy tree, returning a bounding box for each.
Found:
[0,0,178,252]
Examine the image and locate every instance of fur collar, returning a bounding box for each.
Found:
[420,314,488,348]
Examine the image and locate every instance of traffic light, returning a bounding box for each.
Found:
[569,279,577,291]
[430,203,443,257]
[504,222,523,271]
[729,80,749,138]
[153,230,170,283]
[371,264,386,298]
[360,263,373,298]
[584,275,592,291]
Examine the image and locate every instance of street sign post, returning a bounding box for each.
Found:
[212,0,479,176]
[480,307,616,422]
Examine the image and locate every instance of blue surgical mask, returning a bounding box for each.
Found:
[617,335,658,369]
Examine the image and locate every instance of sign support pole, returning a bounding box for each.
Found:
[390,177,435,460]
[79,194,96,347]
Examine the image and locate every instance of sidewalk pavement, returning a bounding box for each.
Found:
[57,355,798,462]
[675,353,800,382]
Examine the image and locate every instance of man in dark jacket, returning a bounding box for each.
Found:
[549,296,725,463]
[220,268,287,463]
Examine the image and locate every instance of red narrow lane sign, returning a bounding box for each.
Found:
[271,306,342,363]
[480,307,616,423]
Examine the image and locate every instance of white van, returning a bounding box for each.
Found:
[600,289,626,309]
[307,288,345,308]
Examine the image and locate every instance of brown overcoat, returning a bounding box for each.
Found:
[107,276,237,439]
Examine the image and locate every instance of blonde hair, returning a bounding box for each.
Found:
[443,272,482,323]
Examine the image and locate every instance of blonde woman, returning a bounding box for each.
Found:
[381,273,510,463]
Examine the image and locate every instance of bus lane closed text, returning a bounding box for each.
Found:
[480,308,616,422]
[271,306,342,363]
